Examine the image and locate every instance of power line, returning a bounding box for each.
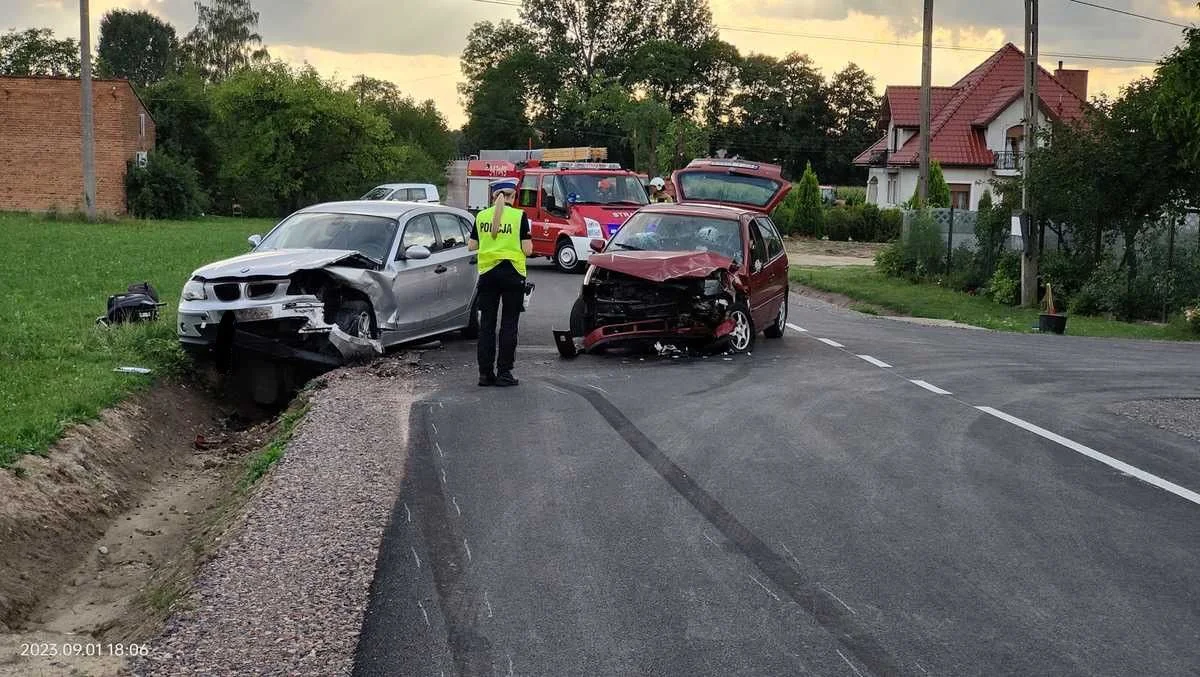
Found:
[1066,0,1193,29]
[463,0,1161,65]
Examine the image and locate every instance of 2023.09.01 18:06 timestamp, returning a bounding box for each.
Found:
[20,642,151,658]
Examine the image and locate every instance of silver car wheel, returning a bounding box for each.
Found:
[730,310,751,351]
[557,244,577,269]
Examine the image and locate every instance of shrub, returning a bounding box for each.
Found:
[1185,303,1200,334]
[903,209,945,277]
[795,162,824,237]
[772,189,800,235]
[948,244,986,292]
[836,186,866,206]
[824,207,852,241]
[986,251,1021,305]
[878,208,903,241]
[875,241,905,277]
[126,150,208,219]
[908,160,951,208]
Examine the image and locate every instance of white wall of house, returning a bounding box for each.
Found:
[984,102,1051,154]
[866,167,993,210]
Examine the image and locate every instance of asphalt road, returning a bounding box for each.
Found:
[354,259,1200,677]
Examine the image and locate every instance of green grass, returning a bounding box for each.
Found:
[241,400,310,489]
[791,266,1199,341]
[0,213,276,467]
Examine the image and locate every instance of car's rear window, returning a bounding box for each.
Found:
[678,172,781,207]
[259,212,398,262]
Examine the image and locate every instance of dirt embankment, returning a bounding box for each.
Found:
[0,380,277,677]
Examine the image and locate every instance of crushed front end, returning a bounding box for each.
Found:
[570,266,738,353]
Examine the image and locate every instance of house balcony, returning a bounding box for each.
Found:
[993,150,1023,175]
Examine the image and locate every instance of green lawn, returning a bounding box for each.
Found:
[790,266,1199,341]
[0,213,276,467]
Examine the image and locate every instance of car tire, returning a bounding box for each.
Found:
[555,238,584,274]
[725,302,756,354]
[333,298,377,340]
[763,289,788,339]
[461,296,480,339]
[569,297,588,337]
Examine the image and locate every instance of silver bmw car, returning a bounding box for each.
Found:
[177,200,479,366]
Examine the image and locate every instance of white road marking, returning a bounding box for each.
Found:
[464,538,472,562]
[403,501,411,523]
[976,406,1200,507]
[436,442,445,458]
[856,355,892,368]
[441,468,447,485]
[543,384,569,395]
[703,533,718,547]
[438,402,444,409]
[452,496,462,516]
[837,649,866,677]
[749,575,781,602]
[587,384,609,395]
[910,379,952,395]
[507,654,514,677]
[820,585,857,615]
[410,546,421,569]
[431,422,439,435]
[817,338,844,348]
[417,599,430,627]
[484,591,494,618]
[786,323,809,333]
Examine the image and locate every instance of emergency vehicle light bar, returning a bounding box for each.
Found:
[555,162,623,170]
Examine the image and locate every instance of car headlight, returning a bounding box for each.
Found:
[584,217,603,239]
[182,278,207,301]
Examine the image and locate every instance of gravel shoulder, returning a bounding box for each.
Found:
[136,357,434,676]
[1110,399,1200,444]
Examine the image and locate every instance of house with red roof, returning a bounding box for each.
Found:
[853,44,1088,211]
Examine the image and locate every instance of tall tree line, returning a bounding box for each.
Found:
[459,0,882,185]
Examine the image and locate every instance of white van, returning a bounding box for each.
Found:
[361,183,440,203]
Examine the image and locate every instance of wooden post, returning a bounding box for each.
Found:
[918,0,934,207]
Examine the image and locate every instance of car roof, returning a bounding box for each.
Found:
[295,200,468,220]
[636,202,753,220]
[371,183,435,190]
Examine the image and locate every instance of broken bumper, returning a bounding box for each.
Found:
[581,317,735,350]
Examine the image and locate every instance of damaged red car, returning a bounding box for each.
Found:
[554,159,792,357]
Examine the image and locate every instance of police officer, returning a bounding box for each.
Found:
[468,178,533,387]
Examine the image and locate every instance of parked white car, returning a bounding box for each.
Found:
[361,183,440,203]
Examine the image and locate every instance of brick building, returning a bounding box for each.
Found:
[0,76,155,215]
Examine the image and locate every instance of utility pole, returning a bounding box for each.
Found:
[918,0,934,207]
[79,0,97,221]
[1020,0,1039,307]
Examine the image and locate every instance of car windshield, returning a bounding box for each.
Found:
[258,212,397,262]
[560,174,649,206]
[360,187,393,200]
[677,171,781,208]
[608,212,744,261]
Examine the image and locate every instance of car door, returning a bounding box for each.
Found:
[386,213,443,338]
[745,218,778,328]
[755,216,789,320]
[427,211,477,331]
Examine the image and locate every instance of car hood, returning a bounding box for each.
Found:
[192,249,378,280]
[588,250,734,282]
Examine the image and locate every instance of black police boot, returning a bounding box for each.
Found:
[478,372,496,387]
[495,371,519,387]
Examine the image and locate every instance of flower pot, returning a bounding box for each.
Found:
[1038,313,1068,335]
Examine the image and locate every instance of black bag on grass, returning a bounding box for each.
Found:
[97,281,165,326]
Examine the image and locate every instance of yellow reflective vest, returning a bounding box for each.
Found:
[474,205,527,277]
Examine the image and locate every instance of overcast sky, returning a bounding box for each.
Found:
[4,0,1197,128]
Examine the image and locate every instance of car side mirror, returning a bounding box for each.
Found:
[589,238,606,253]
[248,234,262,248]
[403,245,432,260]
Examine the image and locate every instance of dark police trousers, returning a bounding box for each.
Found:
[476,261,525,377]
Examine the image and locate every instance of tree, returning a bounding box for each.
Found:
[796,162,825,238]
[0,28,81,76]
[142,72,219,203]
[657,117,709,173]
[973,190,1008,276]
[184,0,269,81]
[1154,25,1200,194]
[210,63,420,216]
[911,160,950,208]
[824,63,880,185]
[718,53,832,179]
[461,57,537,151]
[352,75,455,164]
[519,0,657,92]
[97,10,179,87]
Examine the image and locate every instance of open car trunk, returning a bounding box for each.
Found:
[670,159,791,212]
